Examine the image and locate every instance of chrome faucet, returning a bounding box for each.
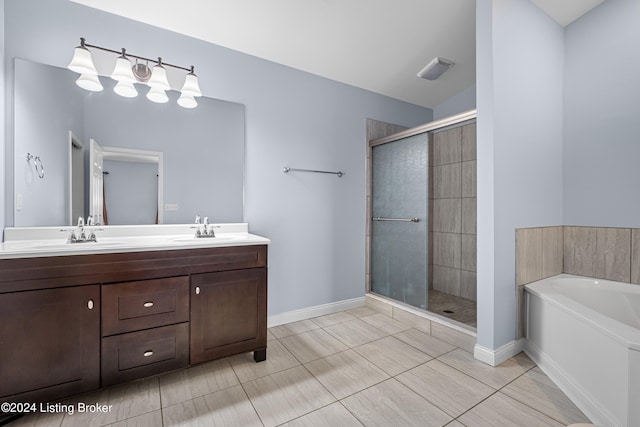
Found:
[194,214,215,238]
[66,216,97,243]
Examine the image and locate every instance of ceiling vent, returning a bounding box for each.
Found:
[417,57,454,80]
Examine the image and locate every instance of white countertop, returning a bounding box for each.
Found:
[0,223,270,259]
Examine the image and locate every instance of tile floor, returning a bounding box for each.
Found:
[427,290,477,327]
[8,306,590,427]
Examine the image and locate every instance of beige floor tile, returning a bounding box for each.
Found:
[444,421,466,427]
[310,311,357,328]
[458,392,563,427]
[501,367,591,425]
[159,358,238,407]
[431,322,476,353]
[280,402,362,427]
[323,318,388,347]
[280,328,348,364]
[61,377,161,426]
[242,366,335,427]
[354,336,432,376]
[270,319,321,339]
[392,307,431,333]
[267,329,277,342]
[106,410,162,427]
[360,313,411,335]
[162,384,262,427]
[346,306,378,318]
[228,340,300,383]
[438,349,534,389]
[396,359,495,418]
[364,296,393,316]
[341,378,452,427]
[305,349,389,399]
[394,328,456,357]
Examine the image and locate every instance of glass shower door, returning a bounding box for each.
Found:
[371,133,428,309]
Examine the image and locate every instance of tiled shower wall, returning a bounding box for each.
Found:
[515,225,640,338]
[429,123,477,301]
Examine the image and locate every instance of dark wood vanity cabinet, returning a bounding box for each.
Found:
[0,285,100,404]
[191,268,267,364]
[0,244,267,405]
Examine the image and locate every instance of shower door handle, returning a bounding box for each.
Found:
[372,217,420,223]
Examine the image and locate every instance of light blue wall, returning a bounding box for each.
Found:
[102,160,158,225]
[476,0,564,349]
[3,0,432,316]
[432,84,476,121]
[563,0,640,227]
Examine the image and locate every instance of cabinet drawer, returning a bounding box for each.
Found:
[101,323,189,386]
[102,277,189,336]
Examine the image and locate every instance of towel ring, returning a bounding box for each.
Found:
[26,153,45,179]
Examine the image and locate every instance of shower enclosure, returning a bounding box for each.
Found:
[367,111,477,327]
[370,133,428,309]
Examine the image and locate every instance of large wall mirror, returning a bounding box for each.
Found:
[14,58,245,227]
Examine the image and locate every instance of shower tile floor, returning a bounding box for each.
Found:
[9,308,590,427]
[428,290,477,327]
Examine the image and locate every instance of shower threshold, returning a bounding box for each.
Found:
[365,293,476,351]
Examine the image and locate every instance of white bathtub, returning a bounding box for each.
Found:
[525,274,640,427]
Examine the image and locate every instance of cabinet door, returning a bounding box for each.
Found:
[0,285,100,403]
[191,268,267,364]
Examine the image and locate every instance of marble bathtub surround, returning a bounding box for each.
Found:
[515,224,639,338]
[517,225,638,287]
[632,229,640,284]
[515,226,563,286]
[563,226,631,283]
[429,123,477,302]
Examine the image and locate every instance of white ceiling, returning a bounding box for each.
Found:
[70,0,604,109]
[531,0,605,27]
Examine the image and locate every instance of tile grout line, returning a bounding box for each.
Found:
[237,380,267,427]
[495,365,583,426]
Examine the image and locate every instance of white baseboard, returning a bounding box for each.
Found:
[524,341,613,427]
[267,297,365,328]
[474,338,525,366]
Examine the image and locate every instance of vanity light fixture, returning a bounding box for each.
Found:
[177,66,202,108]
[111,48,138,98]
[67,38,202,108]
[146,58,171,103]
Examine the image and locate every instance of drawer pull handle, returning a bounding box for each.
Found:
[195,286,200,295]
[143,351,154,357]
[143,301,154,308]
[87,299,94,310]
